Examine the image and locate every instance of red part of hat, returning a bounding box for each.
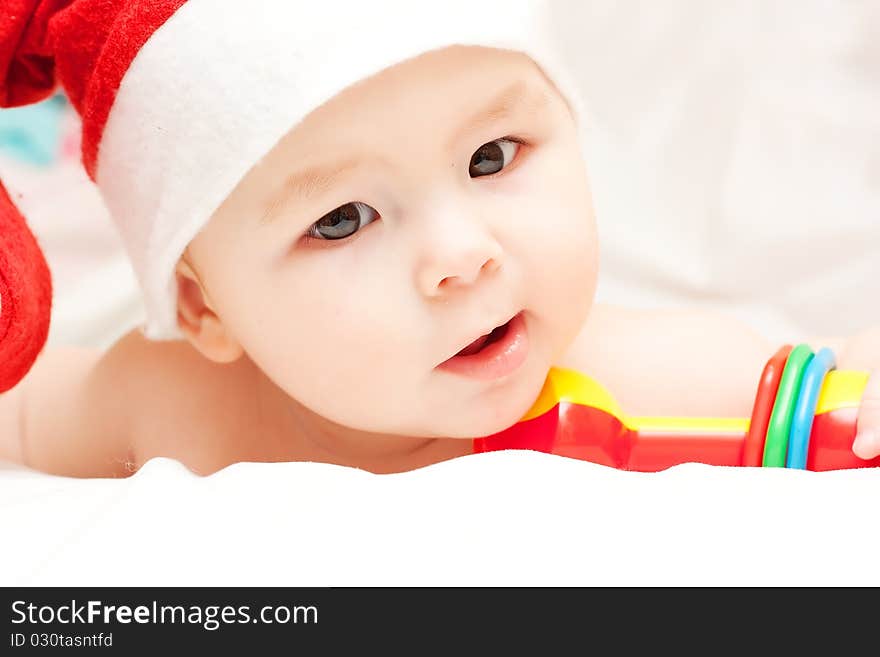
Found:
[0,0,70,392]
[0,0,185,392]
[0,0,70,106]
[0,181,52,393]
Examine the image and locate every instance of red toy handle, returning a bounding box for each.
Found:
[473,367,877,472]
[474,403,875,472]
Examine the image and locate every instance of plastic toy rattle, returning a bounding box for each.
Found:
[473,344,878,472]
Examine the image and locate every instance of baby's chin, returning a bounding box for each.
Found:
[420,365,551,440]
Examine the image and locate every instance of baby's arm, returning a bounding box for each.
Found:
[561,302,874,419]
[0,341,137,478]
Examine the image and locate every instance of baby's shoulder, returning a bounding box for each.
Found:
[100,329,249,473]
[11,328,225,477]
[555,302,622,375]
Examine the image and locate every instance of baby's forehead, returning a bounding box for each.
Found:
[219,47,564,225]
[284,47,555,144]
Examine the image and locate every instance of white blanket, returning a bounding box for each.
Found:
[3,452,879,586]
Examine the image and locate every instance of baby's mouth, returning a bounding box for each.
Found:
[436,311,529,381]
[454,320,512,357]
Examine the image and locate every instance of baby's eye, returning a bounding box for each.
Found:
[306,201,378,241]
[302,137,523,245]
[469,137,523,178]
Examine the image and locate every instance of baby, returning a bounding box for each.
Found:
[1,1,878,477]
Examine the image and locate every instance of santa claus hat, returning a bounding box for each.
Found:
[0,0,586,393]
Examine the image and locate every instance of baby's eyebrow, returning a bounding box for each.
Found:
[448,78,552,148]
[257,79,551,227]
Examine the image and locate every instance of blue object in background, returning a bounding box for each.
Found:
[0,93,67,167]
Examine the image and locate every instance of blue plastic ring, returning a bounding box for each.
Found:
[786,347,836,469]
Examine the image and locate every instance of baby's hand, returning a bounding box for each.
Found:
[852,370,880,460]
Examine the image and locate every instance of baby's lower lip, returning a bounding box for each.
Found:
[436,312,529,381]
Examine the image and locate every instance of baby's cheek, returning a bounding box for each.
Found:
[527,190,597,284]
[274,315,412,426]
[523,196,598,349]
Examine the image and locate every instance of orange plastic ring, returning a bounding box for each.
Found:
[742,344,793,466]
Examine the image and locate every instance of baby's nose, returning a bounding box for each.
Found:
[416,242,503,299]
[438,256,502,291]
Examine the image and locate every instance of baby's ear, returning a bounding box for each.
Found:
[174,257,244,364]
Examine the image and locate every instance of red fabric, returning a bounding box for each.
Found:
[77,0,186,178]
[0,0,73,106]
[2,0,187,177]
[0,182,52,393]
[0,0,71,392]
[51,0,128,117]
[0,0,186,391]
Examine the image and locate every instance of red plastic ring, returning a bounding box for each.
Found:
[742,344,793,466]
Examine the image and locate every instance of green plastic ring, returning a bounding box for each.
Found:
[762,343,814,467]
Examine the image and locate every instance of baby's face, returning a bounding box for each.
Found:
[179,45,598,439]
